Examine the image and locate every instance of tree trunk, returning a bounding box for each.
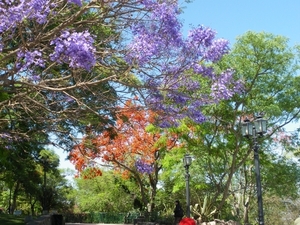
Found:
[11,181,20,213]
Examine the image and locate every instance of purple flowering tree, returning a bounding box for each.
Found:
[125,1,243,127]
[0,0,241,145]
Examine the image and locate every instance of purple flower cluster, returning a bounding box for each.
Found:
[135,159,154,174]
[17,50,45,71]
[14,50,45,83]
[126,0,243,126]
[50,30,96,71]
[185,27,229,62]
[0,0,55,54]
[0,0,52,33]
[28,75,41,82]
[67,0,82,7]
[126,1,182,65]
[211,69,243,100]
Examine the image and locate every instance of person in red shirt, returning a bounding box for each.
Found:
[179,217,196,225]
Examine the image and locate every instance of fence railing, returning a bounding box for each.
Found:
[64,212,140,223]
[64,212,173,224]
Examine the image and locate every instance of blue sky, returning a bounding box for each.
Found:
[179,0,300,47]
[58,0,300,170]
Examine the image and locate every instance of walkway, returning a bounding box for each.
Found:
[66,224,129,225]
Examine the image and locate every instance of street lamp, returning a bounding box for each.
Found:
[242,116,267,225]
[183,154,192,218]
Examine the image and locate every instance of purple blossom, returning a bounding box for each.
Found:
[28,74,41,82]
[141,0,156,7]
[158,120,173,128]
[187,106,206,124]
[135,159,154,174]
[211,69,244,100]
[67,0,82,7]
[204,39,230,62]
[17,49,45,71]
[50,30,96,71]
[187,26,216,47]
[126,1,182,65]
[0,0,52,34]
[125,1,243,127]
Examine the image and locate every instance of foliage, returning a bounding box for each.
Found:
[0,139,44,214]
[0,148,73,215]
[35,150,74,214]
[66,28,300,224]
[73,171,135,213]
[157,31,300,224]
[70,100,180,211]
[190,195,216,223]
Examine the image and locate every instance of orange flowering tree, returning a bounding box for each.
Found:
[69,100,179,212]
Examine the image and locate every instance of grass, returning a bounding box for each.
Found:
[0,214,25,225]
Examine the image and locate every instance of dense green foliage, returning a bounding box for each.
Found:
[74,171,135,213]
[0,149,74,216]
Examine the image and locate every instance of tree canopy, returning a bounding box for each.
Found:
[0,0,241,150]
[164,31,300,224]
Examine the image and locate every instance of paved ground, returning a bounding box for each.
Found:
[66,224,103,225]
[66,224,130,225]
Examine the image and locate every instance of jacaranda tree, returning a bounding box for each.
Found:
[0,0,242,150]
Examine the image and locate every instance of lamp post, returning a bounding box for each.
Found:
[242,116,267,225]
[183,154,192,218]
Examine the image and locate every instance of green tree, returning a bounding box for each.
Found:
[0,140,43,214]
[0,148,74,215]
[74,170,135,213]
[36,149,75,214]
[159,31,300,224]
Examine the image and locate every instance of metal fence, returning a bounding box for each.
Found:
[64,212,173,224]
[64,212,139,223]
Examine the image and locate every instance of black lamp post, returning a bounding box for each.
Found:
[183,154,192,218]
[242,116,267,225]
